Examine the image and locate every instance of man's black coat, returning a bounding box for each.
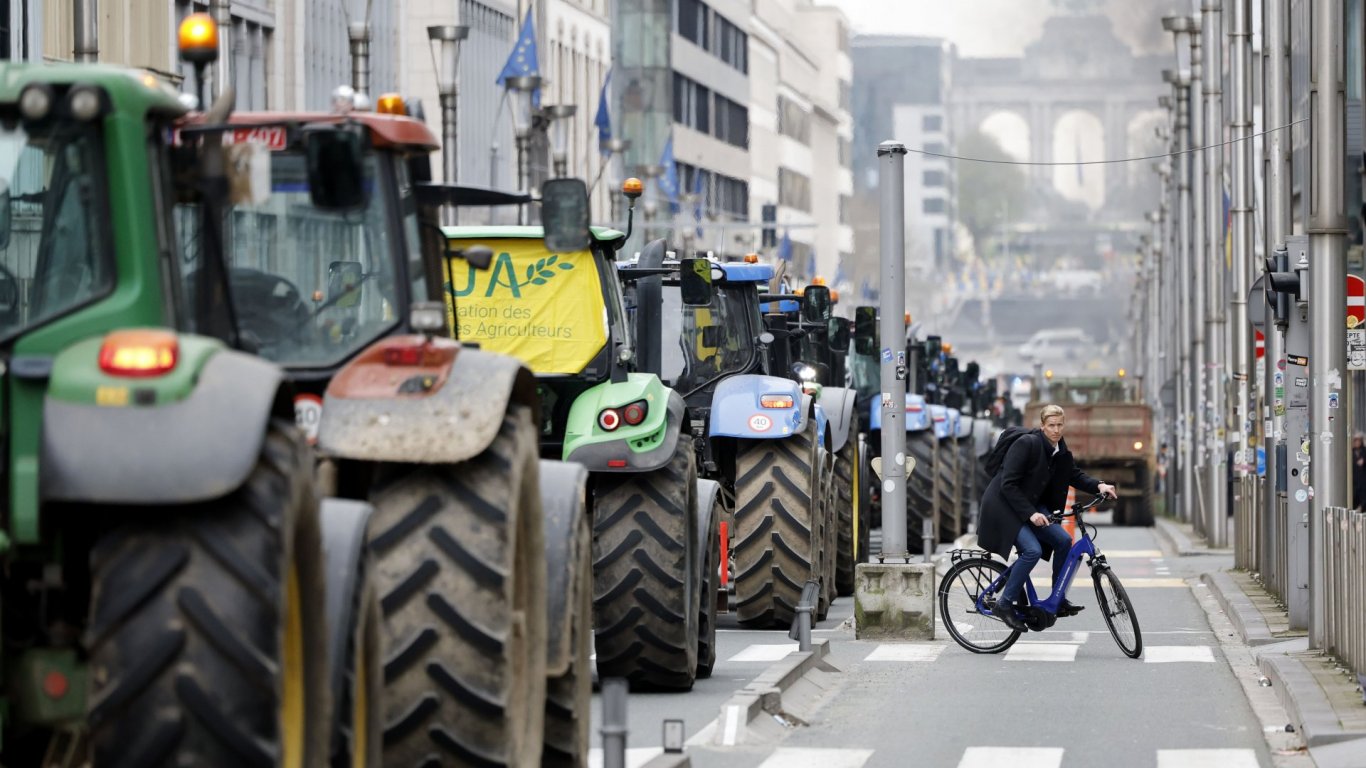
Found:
[977,429,1103,561]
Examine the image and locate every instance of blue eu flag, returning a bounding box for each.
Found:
[778,230,793,263]
[497,9,541,107]
[658,137,679,214]
[595,69,612,155]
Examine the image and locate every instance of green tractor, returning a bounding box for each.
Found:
[0,60,371,764]
[445,198,719,691]
[175,99,596,763]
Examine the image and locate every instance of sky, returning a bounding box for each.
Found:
[816,0,1173,58]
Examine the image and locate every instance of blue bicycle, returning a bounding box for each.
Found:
[938,495,1143,658]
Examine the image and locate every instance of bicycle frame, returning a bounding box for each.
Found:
[978,527,1101,618]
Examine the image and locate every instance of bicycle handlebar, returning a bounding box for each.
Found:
[1048,494,1108,522]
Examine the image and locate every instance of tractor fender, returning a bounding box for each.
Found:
[318,498,375,712]
[563,382,685,473]
[905,394,933,433]
[539,459,590,676]
[808,395,827,448]
[821,386,858,453]
[928,404,954,440]
[709,374,805,439]
[318,344,538,464]
[955,412,974,440]
[42,349,285,505]
[696,478,722,549]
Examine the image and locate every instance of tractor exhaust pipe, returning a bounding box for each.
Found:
[73,0,98,62]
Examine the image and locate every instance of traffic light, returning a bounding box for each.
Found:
[1264,246,1299,330]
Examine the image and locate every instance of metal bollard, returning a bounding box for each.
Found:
[922,518,934,563]
[789,579,821,652]
[600,678,628,768]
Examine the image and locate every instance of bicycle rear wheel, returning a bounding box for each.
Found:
[1093,567,1142,658]
[939,558,1020,654]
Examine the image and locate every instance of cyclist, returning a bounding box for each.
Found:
[977,403,1117,632]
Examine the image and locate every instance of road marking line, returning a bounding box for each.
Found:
[1120,577,1187,587]
[1005,643,1078,662]
[1102,549,1164,557]
[1018,631,1089,644]
[587,748,663,768]
[722,704,742,746]
[958,747,1064,768]
[727,643,798,662]
[1145,645,1216,663]
[756,748,876,768]
[1156,748,1259,768]
[864,644,946,661]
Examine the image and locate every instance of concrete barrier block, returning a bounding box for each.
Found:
[854,562,935,640]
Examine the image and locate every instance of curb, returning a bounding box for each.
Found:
[639,753,691,768]
[710,638,842,747]
[1259,650,1366,752]
[1200,571,1278,647]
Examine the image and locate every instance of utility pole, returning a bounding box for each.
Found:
[73,0,97,62]
[1307,0,1346,650]
[210,0,233,100]
[349,21,372,104]
[1261,0,1291,599]
[1202,0,1228,546]
[877,141,909,561]
[1229,0,1255,553]
[1169,63,1195,533]
[1188,17,1207,531]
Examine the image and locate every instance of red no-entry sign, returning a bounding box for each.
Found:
[1348,274,1365,328]
[1255,330,1265,359]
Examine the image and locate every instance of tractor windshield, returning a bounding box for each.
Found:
[177,151,404,368]
[0,122,112,343]
[660,283,755,396]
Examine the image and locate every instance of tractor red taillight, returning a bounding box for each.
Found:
[383,345,424,366]
[599,409,621,431]
[98,330,179,377]
[760,394,794,409]
[622,400,648,426]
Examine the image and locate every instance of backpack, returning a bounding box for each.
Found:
[982,426,1034,478]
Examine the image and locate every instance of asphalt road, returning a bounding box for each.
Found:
[588,515,1313,768]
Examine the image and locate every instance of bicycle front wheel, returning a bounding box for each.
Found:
[939,558,1020,654]
[1093,567,1142,658]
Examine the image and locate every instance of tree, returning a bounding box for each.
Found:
[954,130,1028,263]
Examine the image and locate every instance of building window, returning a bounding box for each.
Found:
[714,13,748,73]
[777,96,810,143]
[923,197,946,214]
[923,170,945,187]
[673,71,711,134]
[678,162,749,220]
[713,94,749,148]
[838,137,852,168]
[779,168,812,212]
[922,114,943,132]
[838,80,851,111]
[839,194,850,224]
[677,0,708,49]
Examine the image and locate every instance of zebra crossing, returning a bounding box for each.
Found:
[585,746,1264,768]
[723,636,1220,664]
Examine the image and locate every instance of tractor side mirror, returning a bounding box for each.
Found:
[449,244,494,271]
[700,325,723,348]
[304,125,368,211]
[853,305,877,356]
[680,257,713,307]
[828,318,850,351]
[541,177,592,253]
[924,335,943,357]
[326,261,365,309]
[801,285,832,323]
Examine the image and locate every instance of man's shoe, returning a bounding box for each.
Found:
[994,598,1028,632]
[1058,599,1085,617]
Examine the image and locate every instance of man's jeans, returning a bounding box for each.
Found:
[998,519,1074,607]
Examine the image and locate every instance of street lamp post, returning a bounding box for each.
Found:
[505,75,543,224]
[543,104,578,178]
[1201,0,1228,547]
[210,0,233,100]
[349,21,372,105]
[428,25,469,225]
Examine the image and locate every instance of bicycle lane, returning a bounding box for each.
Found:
[683,521,1309,768]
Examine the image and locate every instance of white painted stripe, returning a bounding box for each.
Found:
[1018,631,1089,644]
[1156,748,1259,768]
[864,644,946,661]
[958,747,1064,768]
[1145,645,1216,663]
[1103,549,1164,558]
[1122,577,1187,587]
[727,643,798,662]
[722,704,742,746]
[757,747,876,768]
[1005,643,1079,662]
[587,748,663,768]
[1349,296,1365,305]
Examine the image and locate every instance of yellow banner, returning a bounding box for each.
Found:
[445,239,607,375]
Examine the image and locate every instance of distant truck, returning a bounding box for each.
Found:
[1027,377,1154,526]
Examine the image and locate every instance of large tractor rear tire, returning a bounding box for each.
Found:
[334,554,382,768]
[543,510,592,767]
[591,433,699,691]
[696,490,721,679]
[936,439,960,543]
[368,406,547,767]
[86,422,330,768]
[734,419,821,629]
[834,424,870,597]
[906,432,937,553]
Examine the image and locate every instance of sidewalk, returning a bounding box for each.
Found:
[1154,517,1366,768]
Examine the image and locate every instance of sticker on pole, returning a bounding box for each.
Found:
[294,394,323,445]
[1294,488,1308,503]
[1350,328,1366,371]
[748,414,773,432]
[881,347,893,363]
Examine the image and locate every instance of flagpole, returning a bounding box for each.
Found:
[490,89,508,188]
